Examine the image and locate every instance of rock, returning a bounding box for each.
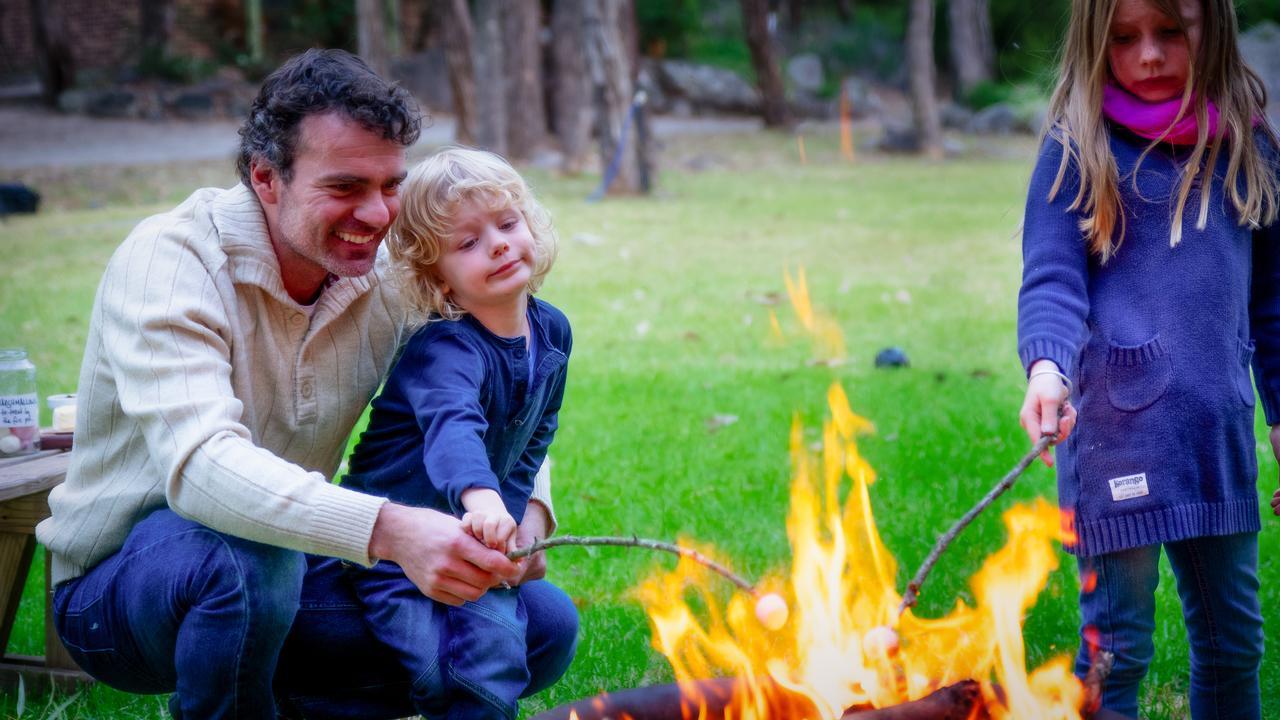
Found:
[940,101,974,130]
[87,89,138,118]
[1241,21,1280,125]
[838,76,884,119]
[968,102,1018,135]
[787,53,824,94]
[652,59,761,115]
[875,347,910,368]
[877,123,920,153]
[167,91,215,119]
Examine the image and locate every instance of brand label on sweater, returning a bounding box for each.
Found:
[1108,473,1149,501]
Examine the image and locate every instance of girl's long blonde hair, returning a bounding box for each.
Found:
[1044,0,1279,262]
[389,147,558,321]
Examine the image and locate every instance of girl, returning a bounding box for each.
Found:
[1016,0,1280,717]
[338,147,572,720]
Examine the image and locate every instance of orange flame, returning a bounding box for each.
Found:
[782,268,846,363]
[636,383,1083,719]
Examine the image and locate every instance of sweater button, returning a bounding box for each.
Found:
[300,379,314,399]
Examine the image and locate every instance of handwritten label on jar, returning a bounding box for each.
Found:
[0,394,38,427]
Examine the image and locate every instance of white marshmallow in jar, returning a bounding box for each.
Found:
[0,348,40,457]
[47,393,77,434]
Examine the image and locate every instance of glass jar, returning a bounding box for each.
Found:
[0,348,40,457]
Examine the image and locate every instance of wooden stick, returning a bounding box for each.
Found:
[509,534,758,594]
[898,435,1054,615]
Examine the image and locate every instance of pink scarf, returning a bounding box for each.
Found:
[1101,83,1220,145]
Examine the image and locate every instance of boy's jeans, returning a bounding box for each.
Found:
[52,509,579,719]
[346,559,530,720]
[1075,532,1262,720]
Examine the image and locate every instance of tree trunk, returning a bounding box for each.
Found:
[139,0,173,61]
[356,0,390,78]
[948,0,995,97]
[907,0,943,159]
[438,0,478,145]
[244,0,265,65]
[550,0,592,174]
[502,0,546,160]
[583,0,640,194]
[473,0,508,155]
[740,0,790,129]
[29,0,74,107]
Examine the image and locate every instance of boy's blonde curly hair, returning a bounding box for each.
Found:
[388,147,558,321]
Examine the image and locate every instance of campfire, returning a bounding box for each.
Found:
[533,273,1103,720]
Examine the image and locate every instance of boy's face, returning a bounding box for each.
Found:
[1107,0,1201,103]
[252,112,408,302]
[435,199,536,314]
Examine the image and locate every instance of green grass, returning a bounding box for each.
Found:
[2,128,1276,718]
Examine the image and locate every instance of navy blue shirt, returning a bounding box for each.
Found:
[1017,127,1280,556]
[343,298,571,523]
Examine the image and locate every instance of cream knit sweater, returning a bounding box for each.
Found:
[38,184,554,584]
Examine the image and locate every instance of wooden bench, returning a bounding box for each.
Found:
[0,449,91,690]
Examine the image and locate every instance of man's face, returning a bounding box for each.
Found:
[252,112,408,301]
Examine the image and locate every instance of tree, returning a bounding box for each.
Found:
[356,0,390,78]
[437,0,479,145]
[140,0,174,62]
[583,0,641,194]
[473,0,508,155]
[948,0,995,96]
[503,1,547,160]
[739,0,790,128]
[907,0,944,159]
[550,0,592,174]
[29,0,74,107]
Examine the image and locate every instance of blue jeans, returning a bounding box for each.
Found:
[53,509,579,719]
[1075,532,1262,720]
[342,558,531,720]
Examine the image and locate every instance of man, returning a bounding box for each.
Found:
[37,49,577,718]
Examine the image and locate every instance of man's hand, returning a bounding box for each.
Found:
[368,502,518,606]
[1019,359,1077,467]
[1270,425,1280,516]
[511,501,552,585]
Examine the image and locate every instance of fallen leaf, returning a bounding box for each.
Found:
[705,414,739,433]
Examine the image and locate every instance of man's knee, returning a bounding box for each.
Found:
[194,533,307,631]
[521,581,579,696]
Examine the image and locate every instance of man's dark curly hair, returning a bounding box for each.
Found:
[236,49,421,187]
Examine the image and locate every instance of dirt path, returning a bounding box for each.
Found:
[0,104,763,171]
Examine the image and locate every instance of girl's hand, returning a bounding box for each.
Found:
[511,501,552,585]
[1019,359,1077,467]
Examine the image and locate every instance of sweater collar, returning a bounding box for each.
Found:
[210,183,381,314]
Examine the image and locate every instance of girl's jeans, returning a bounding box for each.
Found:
[52,509,579,720]
[1076,532,1262,720]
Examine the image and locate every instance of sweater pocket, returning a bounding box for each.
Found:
[1106,336,1171,412]
[1237,339,1257,408]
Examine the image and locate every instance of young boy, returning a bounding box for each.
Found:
[336,147,572,720]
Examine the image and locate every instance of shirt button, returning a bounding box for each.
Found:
[291,314,307,329]
[300,379,314,399]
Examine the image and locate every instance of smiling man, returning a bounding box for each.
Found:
[37,50,577,719]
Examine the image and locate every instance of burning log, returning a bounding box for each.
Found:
[529,678,986,720]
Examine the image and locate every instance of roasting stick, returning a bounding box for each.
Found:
[897,434,1055,617]
[509,534,756,593]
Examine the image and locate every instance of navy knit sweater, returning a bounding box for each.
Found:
[343,298,571,523]
[1017,126,1280,556]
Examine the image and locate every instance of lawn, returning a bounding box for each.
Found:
[1,126,1275,719]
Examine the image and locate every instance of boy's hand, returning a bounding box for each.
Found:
[460,488,518,552]
[1019,359,1077,467]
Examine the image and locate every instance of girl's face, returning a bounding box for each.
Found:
[435,198,535,314]
[1107,0,1202,103]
